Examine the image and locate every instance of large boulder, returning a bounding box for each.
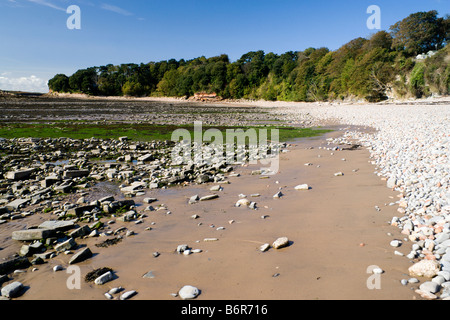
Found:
[408,260,440,278]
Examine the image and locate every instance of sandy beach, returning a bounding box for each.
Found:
[1,125,416,300]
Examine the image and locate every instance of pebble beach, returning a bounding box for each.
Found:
[263,97,450,299]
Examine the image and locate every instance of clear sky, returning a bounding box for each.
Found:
[0,0,448,92]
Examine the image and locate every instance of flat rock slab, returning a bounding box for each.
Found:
[142,271,155,279]
[54,183,73,193]
[120,186,139,193]
[69,247,93,265]
[1,282,24,298]
[6,169,34,181]
[34,251,56,260]
[294,184,310,190]
[117,200,135,207]
[0,257,31,274]
[54,238,77,252]
[199,195,219,201]
[120,182,146,193]
[67,205,97,217]
[137,154,154,162]
[63,170,90,179]
[38,220,76,232]
[5,199,30,211]
[99,196,115,203]
[12,229,54,241]
[69,225,91,238]
[41,177,60,188]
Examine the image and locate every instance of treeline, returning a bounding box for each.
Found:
[49,10,449,102]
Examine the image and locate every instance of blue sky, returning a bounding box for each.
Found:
[0,0,448,92]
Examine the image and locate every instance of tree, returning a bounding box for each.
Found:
[263,52,279,74]
[350,48,394,101]
[365,31,393,51]
[157,69,179,96]
[48,74,70,92]
[309,47,330,63]
[209,61,227,94]
[444,15,450,44]
[69,68,98,95]
[390,10,446,55]
[237,50,268,88]
[122,80,145,96]
[227,74,247,99]
[97,64,122,96]
[176,69,194,97]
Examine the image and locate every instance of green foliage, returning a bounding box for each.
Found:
[409,63,426,98]
[0,121,331,143]
[68,68,98,95]
[43,207,53,213]
[48,11,449,102]
[365,31,393,51]
[422,45,450,95]
[122,80,145,96]
[48,74,70,93]
[390,10,447,56]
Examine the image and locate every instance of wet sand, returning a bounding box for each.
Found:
[6,126,418,300]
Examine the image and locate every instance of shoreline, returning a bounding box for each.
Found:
[39,92,450,107]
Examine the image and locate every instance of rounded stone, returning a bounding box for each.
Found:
[390,240,401,247]
[178,285,200,300]
[1,281,24,298]
[236,198,251,207]
[120,290,137,300]
[272,237,289,249]
[419,281,441,294]
[432,275,446,285]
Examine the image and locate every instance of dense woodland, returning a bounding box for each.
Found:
[49,11,450,102]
